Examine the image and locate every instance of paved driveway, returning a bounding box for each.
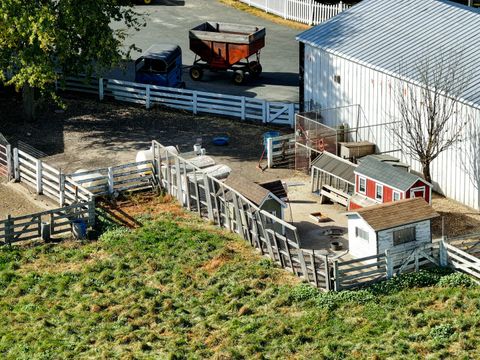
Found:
[118,0,300,102]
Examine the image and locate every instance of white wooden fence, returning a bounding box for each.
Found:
[0,201,95,245]
[12,149,93,206]
[266,133,295,168]
[61,76,298,127]
[241,0,349,25]
[0,136,10,178]
[442,241,480,281]
[68,161,156,197]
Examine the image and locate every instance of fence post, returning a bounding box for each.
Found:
[5,215,13,245]
[267,137,273,168]
[240,97,246,120]
[88,200,96,227]
[439,237,448,267]
[324,255,331,291]
[6,144,12,181]
[145,85,151,109]
[283,0,287,19]
[289,103,295,128]
[99,78,104,101]
[262,101,268,124]
[59,173,65,206]
[108,167,114,195]
[36,159,43,194]
[385,249,394,278]
[192,91,198,115]
[333,260,340,291]
[13,148,19,182]
[339,1,343,12]
[308,0,315,25]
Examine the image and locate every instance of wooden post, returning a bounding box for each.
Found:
[289,103,295,128]
[36,159,43,194]
[174,157,183,204]
[13,148,19,182]
[385,249,394,279]
[49,213,55,236]
[310,250,318,287]
[193,171,201,216]
[107,167,114,195]
[182,162,191,210]
[323,255,331,291]
[6,144,12,181]
[308,0,315,25]
[333,260,340,291]
[262,100,268,124]
[240,97,246,120]
[414,248,419,271]
[88,200,96,227]
[5,215,13,245]
[59,173,65,206]
[272,232,284,267]
[267,137,273,169]
[203,175,214,221]
[439,237,448,267]
[192,91,198,115]
[145,85,151,109]
[99,78,104,100]
[298,249,309,282]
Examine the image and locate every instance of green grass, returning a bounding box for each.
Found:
[0,209,479,359]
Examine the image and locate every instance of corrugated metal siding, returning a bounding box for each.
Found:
[297,0,480,108]
[303,44,480,210]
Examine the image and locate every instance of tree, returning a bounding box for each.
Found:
[0,0,144,119]
[391,52,471,184]
[461,118,480,209]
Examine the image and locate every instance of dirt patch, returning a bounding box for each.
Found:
[0,180,52,218]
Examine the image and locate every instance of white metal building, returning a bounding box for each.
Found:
[296,0,480,209]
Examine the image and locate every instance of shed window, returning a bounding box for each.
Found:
[355,227,369,241]
[333,75,341,84]
[358,177,366,194]
[393,226,416,246]
[393,191,401,201]
[375,184,383,201]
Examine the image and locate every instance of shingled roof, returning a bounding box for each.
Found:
[224,176,272,207]
[351,198,439,232]
[311,152,356,185]
[355,156,426,191]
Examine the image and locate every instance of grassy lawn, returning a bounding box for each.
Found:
[0,201,479,359]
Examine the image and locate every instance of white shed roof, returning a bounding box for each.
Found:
[296,0,480,108]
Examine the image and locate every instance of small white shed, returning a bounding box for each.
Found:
[346,198,439,260]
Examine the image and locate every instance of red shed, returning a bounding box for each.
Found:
[349,155,431,210]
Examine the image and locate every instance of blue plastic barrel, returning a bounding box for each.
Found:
[72,219,87,240]
[263,131,281,149]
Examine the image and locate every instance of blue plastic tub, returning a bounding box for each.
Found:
[212,136,230,146]
[263,131,281,149]
[72,219,87,240]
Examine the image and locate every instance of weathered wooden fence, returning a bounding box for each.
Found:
[442,241,480,281]
[0,133,11,178]
[12,148,93,206]
[152,140,332,289]
[241,0,349,25]
[0,201,95,245]
[61,76,298,127]
[68,160,156,196]
[266,133,296,168]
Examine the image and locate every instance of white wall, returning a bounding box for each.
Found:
[304,45,480,210]
[377,220,432,254]
[347,214,377,259]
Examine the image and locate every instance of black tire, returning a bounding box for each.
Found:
[233,70,245,85]
[189,66,203,81]
[248,61,262,78]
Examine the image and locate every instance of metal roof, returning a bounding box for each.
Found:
[311,152,356,185]
[138,44,182,63]
[350,198,439,232]
[296,0,480,108]
[355,156,423,191]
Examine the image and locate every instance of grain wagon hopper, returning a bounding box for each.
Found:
[188,22,266,84]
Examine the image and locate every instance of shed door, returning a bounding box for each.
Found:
[410,186,425,199]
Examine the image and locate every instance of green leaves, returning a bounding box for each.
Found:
[0,0,144,99]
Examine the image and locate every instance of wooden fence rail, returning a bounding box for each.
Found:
[61,76,298,127]
[0,201,95,245]
[443,242,480,281]
[266,133,296,168]
[241,0,349,25]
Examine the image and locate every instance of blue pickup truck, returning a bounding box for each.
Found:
[134,44,184,88]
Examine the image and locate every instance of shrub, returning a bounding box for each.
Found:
[438,272,476,288]
[430,324,455,342]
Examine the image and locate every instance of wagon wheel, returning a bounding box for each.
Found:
[248,61,262,78]
[233,70,245,85]
[190,66,203,81]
